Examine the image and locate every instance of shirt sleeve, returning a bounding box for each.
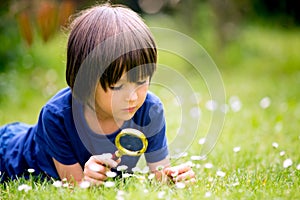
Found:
[36,105,78,165]
[142,98,169,163]
[144,124,169,163]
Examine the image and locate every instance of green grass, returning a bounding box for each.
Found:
[1,12,300,200]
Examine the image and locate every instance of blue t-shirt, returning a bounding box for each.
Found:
[0,87,168,181]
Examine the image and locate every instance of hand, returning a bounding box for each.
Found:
[83,153,120,185]
[163,163,196,184]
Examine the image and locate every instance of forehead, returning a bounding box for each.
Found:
[116,72,149,83]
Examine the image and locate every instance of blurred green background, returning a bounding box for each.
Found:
[1,1,300,197]
[0,0,299,158]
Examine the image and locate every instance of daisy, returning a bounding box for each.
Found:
[117,165,128,171]
[106,171,117,178]
[233,146,241,153]
[175,182,186,189]
[272,142,279,149]
[27,168,35,173]
[52,180,63,188]
[18,184,32,192]
[104,181,115,188]
[283,158,293,168]
[216,170,226,177]
[204,163,213,169]
[79,181,90,189]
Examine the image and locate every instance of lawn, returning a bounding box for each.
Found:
[1,10,300,200]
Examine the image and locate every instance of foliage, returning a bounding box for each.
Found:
[1,2,300,199]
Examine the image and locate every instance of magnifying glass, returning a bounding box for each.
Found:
[114,128,148,158]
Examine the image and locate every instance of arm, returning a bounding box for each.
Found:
[53,154,120,186]
[52,158,83,184]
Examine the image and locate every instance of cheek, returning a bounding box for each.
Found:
[138,85,149,97]
[110,92,124,104]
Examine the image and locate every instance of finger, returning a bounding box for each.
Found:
[84,163,108,180]
[164,163,191,177]
[94,154,119,168]
[185,177,196,184]
[84,168,107,181]
[173,169,195,182]
[83,176,104,186]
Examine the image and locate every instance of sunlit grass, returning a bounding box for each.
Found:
[1,14,300,199]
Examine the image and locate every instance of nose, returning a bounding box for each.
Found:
[126,87,138,102]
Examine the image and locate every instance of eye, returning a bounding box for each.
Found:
[136,80,148,85]
[110,84,123,91]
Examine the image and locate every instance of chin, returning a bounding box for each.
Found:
[120,112,136,121]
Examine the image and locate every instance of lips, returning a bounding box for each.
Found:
[123,106,136,113]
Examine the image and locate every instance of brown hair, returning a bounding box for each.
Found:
[66,3,157,103]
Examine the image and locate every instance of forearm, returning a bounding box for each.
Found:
[52,158,84,184]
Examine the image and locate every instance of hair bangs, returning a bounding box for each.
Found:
[100,47,156,91]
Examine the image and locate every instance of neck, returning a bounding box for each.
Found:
[83,105,123,135]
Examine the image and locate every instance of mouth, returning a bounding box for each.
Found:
[123,106,137,113]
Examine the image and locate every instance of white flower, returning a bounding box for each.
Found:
[191,155,206,161]
[185,161,195,167]
[148,173,155,180]
[117,165,128,171]
[117,190,125,196]
[116,196,125,200]
[62,178,67,182]
[27,168,35,173]
[116,190,126,200]
[52,180,63,188]
[198,138,206,145]
[204,163,213,169]
[232,182,240,187]
[141,166,150,174]
[206,100,218,111]
[272,142,279,149]
[18,184,32,192]
[216,170,226,177]
[132,166,141,173]
[106,171,117,178]
[63,183,69,188]
[157,191,166,199]
[122,173,132,178]
[296,164,300,170]
[233,146,241,153]
[104,181,115,188]
[280,151,285,156]
[229,96,242,112]
[79,181,90,189]
[204,191,212,198]
[175,182,186,189]
[190,107,201,118]
[260,97,271,109]
[283,158,293,168]
[143,189,149,193]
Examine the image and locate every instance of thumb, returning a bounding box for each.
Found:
[94,153,119,168]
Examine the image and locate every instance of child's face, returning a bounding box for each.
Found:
[94,73,150,122]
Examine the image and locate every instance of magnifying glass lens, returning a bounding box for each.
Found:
[119,134,144,151]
